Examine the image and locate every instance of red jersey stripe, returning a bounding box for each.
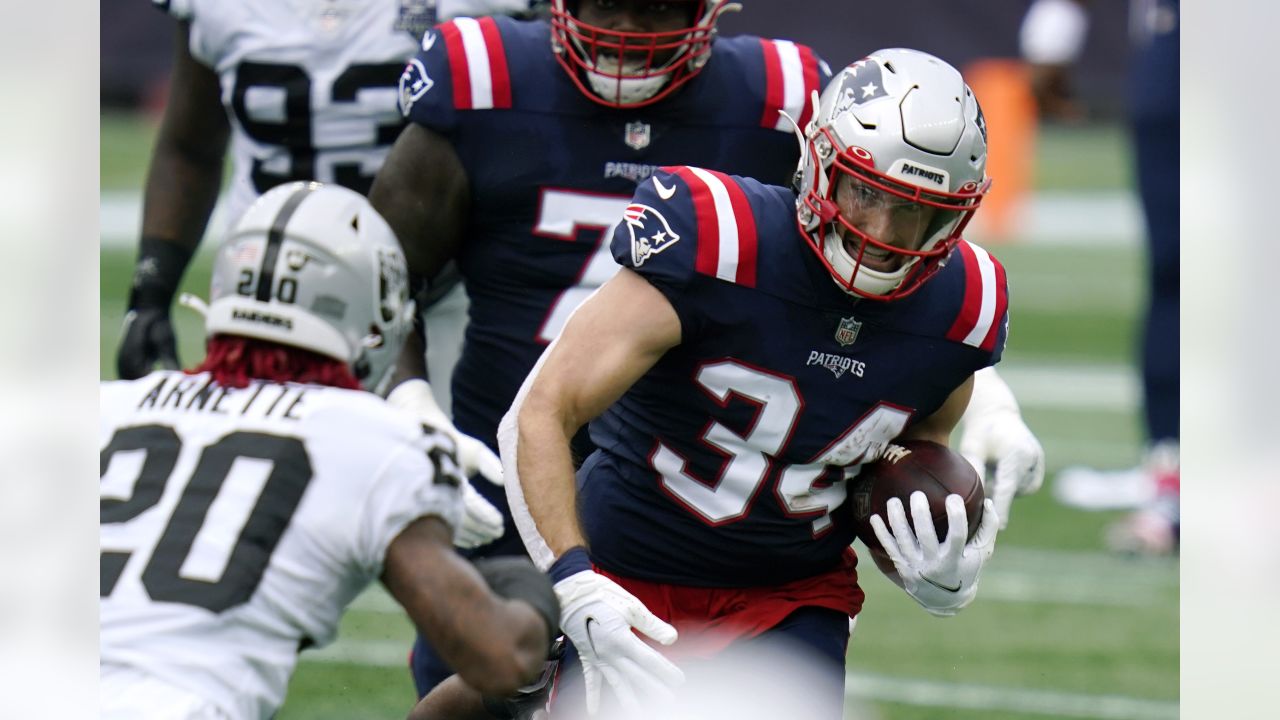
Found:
[675,167,721,278]
[440,22,472,109]
[980,255,1010,352]
[720,173,758,287]
[759,39,785,129]
[945,242,984,344]
[797,44,821,130]
[477,17,512,109]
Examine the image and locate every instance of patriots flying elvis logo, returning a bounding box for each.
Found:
[834,57,889,118]
[398,58,434,117]
[625,204,681,267]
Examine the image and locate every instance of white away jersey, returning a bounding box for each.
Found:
[100,371,464,720]
[154,0,419,226]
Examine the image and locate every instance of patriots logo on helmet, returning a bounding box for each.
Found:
[398,58,434,117]
[834,58,888,118]
[625,203,681,267]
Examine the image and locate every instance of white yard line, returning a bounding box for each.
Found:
[846,673,1178,720]
[997,363,1138,412]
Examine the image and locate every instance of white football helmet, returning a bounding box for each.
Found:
[204,182,415,394]
[795,48,990,301]
[550,0,740,107]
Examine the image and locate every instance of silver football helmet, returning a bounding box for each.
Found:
[795,48,990,300]
[204,182,415,394]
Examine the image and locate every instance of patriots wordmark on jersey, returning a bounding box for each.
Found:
[398,15,829,451]
[580,167,1008,590]
[100,370,462,720]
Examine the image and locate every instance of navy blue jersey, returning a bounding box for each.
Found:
[580,168,1009,587]
[397,16,829,448]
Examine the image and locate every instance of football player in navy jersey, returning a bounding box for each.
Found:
[502,49,1003,716]
[370,0,1043,699]
[371,0,835,695]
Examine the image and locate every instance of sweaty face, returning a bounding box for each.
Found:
[833,175,938,273]
[574,0,699,68]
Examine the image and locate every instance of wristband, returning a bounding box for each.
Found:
[547,546,592,584]
[128,236,196,310]
[474,557,561,644]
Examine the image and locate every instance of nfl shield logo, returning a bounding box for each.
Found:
[835,316,862,346]
[624,121,651,150]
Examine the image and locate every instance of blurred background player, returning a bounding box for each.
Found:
[116,0,551,554]
[503,50,1002,716]
[370,0,1044,695]
[1022,0,1179,554]
[100,182,558,720]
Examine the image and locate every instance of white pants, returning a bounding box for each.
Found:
[101,665,232,720]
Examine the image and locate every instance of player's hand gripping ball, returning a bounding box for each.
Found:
[849,440,985,552]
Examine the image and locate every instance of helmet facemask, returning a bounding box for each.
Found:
[794,49,990,301]
[550,0,740,108]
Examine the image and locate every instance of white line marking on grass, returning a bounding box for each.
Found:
[302,639,406,667]
[997,363,1138,411]
[846,673,1178,720]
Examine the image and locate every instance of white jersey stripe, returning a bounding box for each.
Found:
[688,167,740,282]
[962,243,999,347]
[455,17,495,109]
[774,40,805,132]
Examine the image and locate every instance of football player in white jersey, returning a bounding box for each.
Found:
[116,0,544,549]
[100,182,559,720]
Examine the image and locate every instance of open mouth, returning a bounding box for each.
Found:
[845,237,900,272]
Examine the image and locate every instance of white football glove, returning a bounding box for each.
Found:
[554,570,684,714]
[388,379,506,549]
[959,368,1045,529]
[870,492,1000,617]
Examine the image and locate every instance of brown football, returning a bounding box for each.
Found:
[848,440,985,552]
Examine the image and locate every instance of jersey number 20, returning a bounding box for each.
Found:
[100,425,313,613]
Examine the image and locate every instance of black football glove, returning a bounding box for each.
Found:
[115,237,194,379]
[117,307,179,379]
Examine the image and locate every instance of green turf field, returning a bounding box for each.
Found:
[100,112,1176,719]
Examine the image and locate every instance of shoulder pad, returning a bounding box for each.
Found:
[400,17,514,127]
[754,38,828,132]
[610,167,763,289]
[943,240,1010,355]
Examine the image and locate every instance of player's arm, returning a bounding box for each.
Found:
[516,267,680,557]
[371,125,507,535]
[898,374,974,446]
[869,374,1001,617]
[406,676,492,720]
[369,122,468,384]
[117,20,229,379]
[369,122,469,312]
[508,267,685,712]
[382,517,555,696]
